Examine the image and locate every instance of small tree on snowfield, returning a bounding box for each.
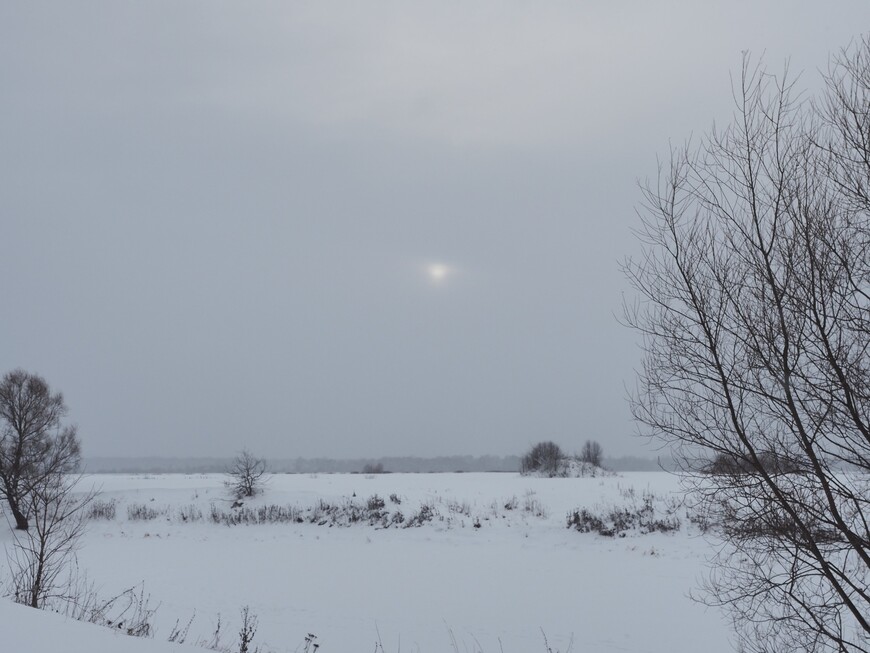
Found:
[226,449,267,499]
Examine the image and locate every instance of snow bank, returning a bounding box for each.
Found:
[1,597,186,653]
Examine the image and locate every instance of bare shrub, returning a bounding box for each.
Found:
[6,473,96,608]
[126,503,164,521]
[49,580,159,638]
[366,494,386,511]
[238,605,259,653]
[178,504,203,523]
[86,498,117,520]
[102,584,158,637]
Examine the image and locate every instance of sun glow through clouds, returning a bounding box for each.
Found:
[424,262,455,286]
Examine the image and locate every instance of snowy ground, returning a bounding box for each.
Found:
[1,472,733,652]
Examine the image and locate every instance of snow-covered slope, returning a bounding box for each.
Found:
[2,598,186,653]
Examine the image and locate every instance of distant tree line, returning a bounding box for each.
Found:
[84,453,669,474]
[84,454,525,474]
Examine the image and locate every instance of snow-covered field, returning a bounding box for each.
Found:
[1,472,733,652]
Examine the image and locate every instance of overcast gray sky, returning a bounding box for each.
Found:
[2,2,868,460]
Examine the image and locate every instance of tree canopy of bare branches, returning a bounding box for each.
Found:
[520,441,564,476]
[579,440,603,467]
[0,370,81,530]
[226,449,267,499]
[624,39,870,652]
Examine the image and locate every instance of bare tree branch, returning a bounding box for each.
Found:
[624,43,870,652]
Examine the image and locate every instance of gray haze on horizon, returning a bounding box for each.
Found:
[2,2,868,460]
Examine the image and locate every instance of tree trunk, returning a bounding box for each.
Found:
[30,555,44,608]
[7,495,28,530]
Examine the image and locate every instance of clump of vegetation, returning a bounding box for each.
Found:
[520,441,565,476]
[523,490,547,518]
[521,440,607,477]
[178,504,203,522]
[127,503,166,521]
[578,440,603,467]
[404,502,437,528]
[88,488,554,532]
[38,580,158,638]
[567,488,680,537]
[306,496,391,527]
[210,503,304,526]
[444,499,471,517]
[367,494,386,511]
[87,498,118,520]
[43,577,280,653]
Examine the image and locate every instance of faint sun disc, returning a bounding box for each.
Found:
[425,262,455,285]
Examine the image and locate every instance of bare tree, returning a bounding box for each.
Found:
[579,440,603,467]
[226,449,267,499]
[0,370,81,530]
[624,42,870,652]
[520,441,564,477]
[7,472,95,609]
